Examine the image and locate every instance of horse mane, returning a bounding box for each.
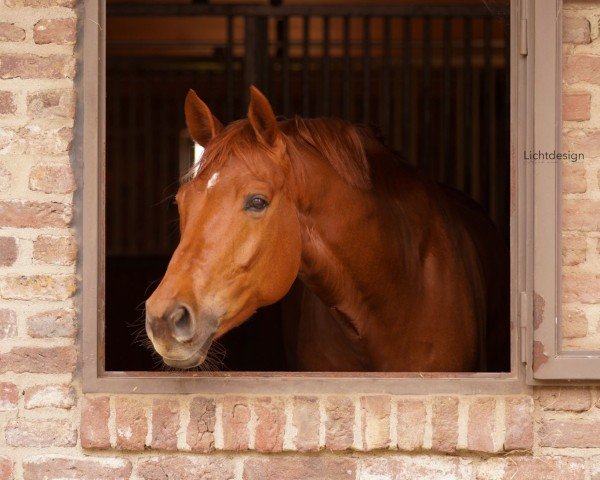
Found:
[193,116,373,191]
[281,117,372,190]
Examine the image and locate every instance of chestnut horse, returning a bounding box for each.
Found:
[145,86,509,372]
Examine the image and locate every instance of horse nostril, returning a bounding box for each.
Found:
[169,306,194,342]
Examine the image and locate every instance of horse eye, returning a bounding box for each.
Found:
[244,195,269,212]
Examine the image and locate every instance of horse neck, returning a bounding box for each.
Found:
[291,144,427,323]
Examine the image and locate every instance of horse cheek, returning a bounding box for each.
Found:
[260,216,301,305]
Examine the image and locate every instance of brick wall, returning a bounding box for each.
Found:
[0,0,599,479]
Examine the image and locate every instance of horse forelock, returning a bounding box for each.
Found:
[186,117,373,193]
[191,120,272,179]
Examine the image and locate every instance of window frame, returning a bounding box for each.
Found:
[525,2,600,383]
[80,0,562,394]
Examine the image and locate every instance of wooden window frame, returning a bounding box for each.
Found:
[525,3,600,382]
[80,0,569,394]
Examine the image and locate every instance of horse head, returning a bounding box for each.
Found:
[145,87,302,369]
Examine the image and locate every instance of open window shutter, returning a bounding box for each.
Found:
[522,0,600,382]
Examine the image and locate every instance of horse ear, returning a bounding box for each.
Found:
[185,89,223,147]
[248,86,279,147]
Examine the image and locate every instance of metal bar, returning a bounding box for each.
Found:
[362,16,371,124]
[402,17,411,161]
[158,86,169,254]
[322,15,331,117]
[342,15,351,119]
[125,72,137,254]
[109,78,122,255]
[244,16,257,99]
[463,16,473,194]
[500,18,510,239]
[441,17,452,184]
[381,16,392,141]
[302,15,310,116]
[108,4,509,18]
[259,16,269,96]
[481,16,492,212]
[281,16,290,116]
[143,75,153,254]
[226,15,234,121]
[421,16,432,175]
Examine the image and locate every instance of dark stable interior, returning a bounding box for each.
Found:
[105,0,511,372]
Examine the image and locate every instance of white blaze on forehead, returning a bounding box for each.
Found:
[207,172,220,190]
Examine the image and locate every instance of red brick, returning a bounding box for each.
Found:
[431,396,458,454]
[362,457,472,480]
[563,129,600,158]
[0,165,9,193]
[361,395,390,451]
[34,18,76,44]
[467,397,496,453]
[564,17,591,45]
[0,128,24,154]
[115,397,148,451]
[138,457,234,480]
[564,55,600,85]
[151,399,179,451]
[243,457,356,480]
[33,235,76,265]
[592,458,600,480]
[27,89,74,119]
[221,396,250,451]
[0,237,16,269]
[562,163,587,194]
[186,396,215,452]
[23,126,73,154]
[486,457,586,480]
[254,396,285,453]
[396,398,425,451]
[563,92,591,122]
[563,199,600,231]
[0,309,16,339]
[6,0,75,5]
[0,201,71,228]
[292,396,320,452]
[0,382,17,411]
[81,396,110,449]
[562,233,587,266]
[0,22,25,42]
[0,274,76,301]
[5,419,76,447]
[30,164,76,194]
[0,91,16,115]
[538,387,592,412]
[23,456,132,480]
[539,419,600,447]
[0,54,75,79]
[0,457,11,480]
[0,236,17,266]
[562,307,588,339]
[24,384,75,409]
[563,271,600,304]
[504,397,533,451]
[0,126,72,155]
[325,396,355,451]
[27,309,76,338]
[0,346,76,374]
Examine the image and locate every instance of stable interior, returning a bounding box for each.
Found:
[105,0,511,372]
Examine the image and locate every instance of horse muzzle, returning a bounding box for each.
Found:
[145,302,217,369]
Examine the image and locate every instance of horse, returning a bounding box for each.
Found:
[144,86,510,372]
